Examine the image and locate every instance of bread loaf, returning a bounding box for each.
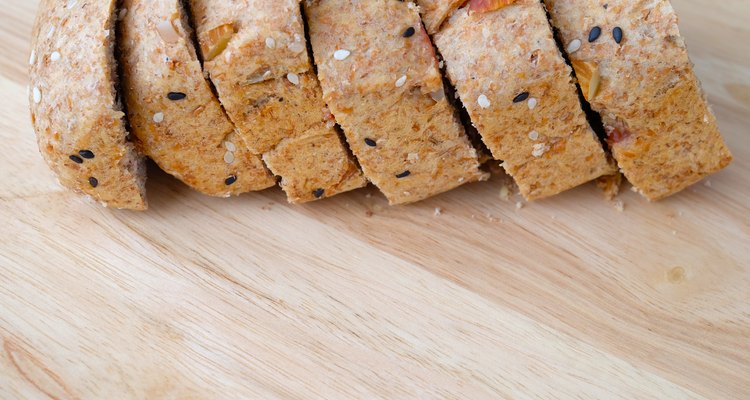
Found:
[304,0,488,205]
[544,0,732,200]
[29,0,147,210]
[189,0,366,203]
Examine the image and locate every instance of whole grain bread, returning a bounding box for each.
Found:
[544,0,732,200]
[189,0,366,203]
[119,0,275,197]
[305,0,487,205]
[429,0,614,200]
[29,0,147,210]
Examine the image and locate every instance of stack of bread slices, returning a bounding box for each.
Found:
[28,0,732,210]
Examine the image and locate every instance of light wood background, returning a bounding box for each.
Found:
[1,0,749,398]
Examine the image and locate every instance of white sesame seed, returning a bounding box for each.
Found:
[333,49,351,60]
[29,50,36,65]
[153,112,164,123]
[47,26,55,39]
[66,0,77,9]
[287,72,300,85]
[32,87,41,104]
[288,41,305,54]
[224,141,236,152]
[395,75,407,88]
[527,97,538,110]
[528,130,539,141]
[265,37,276,48]
[477,94,491,109]
[407,152,419,161]
[50,51,61,62]
[567,39,582,54]
[532,143,547,157]
[224,151,235,164]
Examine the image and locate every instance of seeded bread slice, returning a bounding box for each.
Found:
[544,0,732,200]
[28,0,147,210]
[304,0,487,205]
[119,0,275,197]
[189,0,366,203]
[429,0,614,200]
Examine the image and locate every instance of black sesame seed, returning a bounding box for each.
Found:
[88,177,98,188]
[588,26,602,42]
[364,138,377,147]
[225,175,237,185]
[69,155,83,164]
[396,170,411,179]
[513,92,530,103]
[167,92,187,101]
[613,27,623,44]
[403,27,416,38]
[313,188,325,198]
[78,149,95,159]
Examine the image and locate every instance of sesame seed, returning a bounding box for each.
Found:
[613,27,623,44]
[333,49,351,60]
[29,50,36,65]
[225,175,237,185]
[153,112,164,123]
[566,39,582,54]
[528,130,539,140]
[224,141,236,152]
[532,143,548,157]
[224,151,235,164]
[287,72,300,86]
[588,26,602,42]
[513,92,529,103]
[527,97,538,110]
[313,188,325,198]
[396,170,411,179]
[88,177,98,188]
[395,75,407,87]
[33,87,41,104]
[430,89,445,102]
[288,41,306,54]
[403,27,416,38]
[265,37,276,48]
[69,155,83,164]
[79,150,95,159]
[50,51,60,62]
[477,94,491,109]
[47,26,55,39]
[167,92,186,101]
[66,0,77,9]
[407,152,419,161]
[364,138,376,147]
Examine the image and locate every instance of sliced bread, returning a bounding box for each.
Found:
[304,0,488,205]
[29,0,147,210]
[189,0,366,203]
[428,0,614,200]
[544,0,732,200]
[119,0,275,197]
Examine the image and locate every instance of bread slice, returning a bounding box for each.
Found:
[28,0,147,210]
[189,0,366,203]
[428,0,614,200]
[119,0,275,197]
[304,0,487,205]
[544,0,732,200]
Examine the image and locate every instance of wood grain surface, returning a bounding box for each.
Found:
[1,0,749,398]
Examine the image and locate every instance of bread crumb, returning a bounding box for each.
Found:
[434,207,443,216]
[499,185,511,201]
[614,200,625,212]
[515,201,524,210]
[704,180,712,187]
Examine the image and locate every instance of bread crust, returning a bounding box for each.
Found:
[545,0,732,200]
[119,0,275,197]
[305,0,487,205]
[432,0,614,200]
[190,0,365,203]
[29,0,147,210]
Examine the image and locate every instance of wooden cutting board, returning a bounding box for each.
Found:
[1,0,748,398]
